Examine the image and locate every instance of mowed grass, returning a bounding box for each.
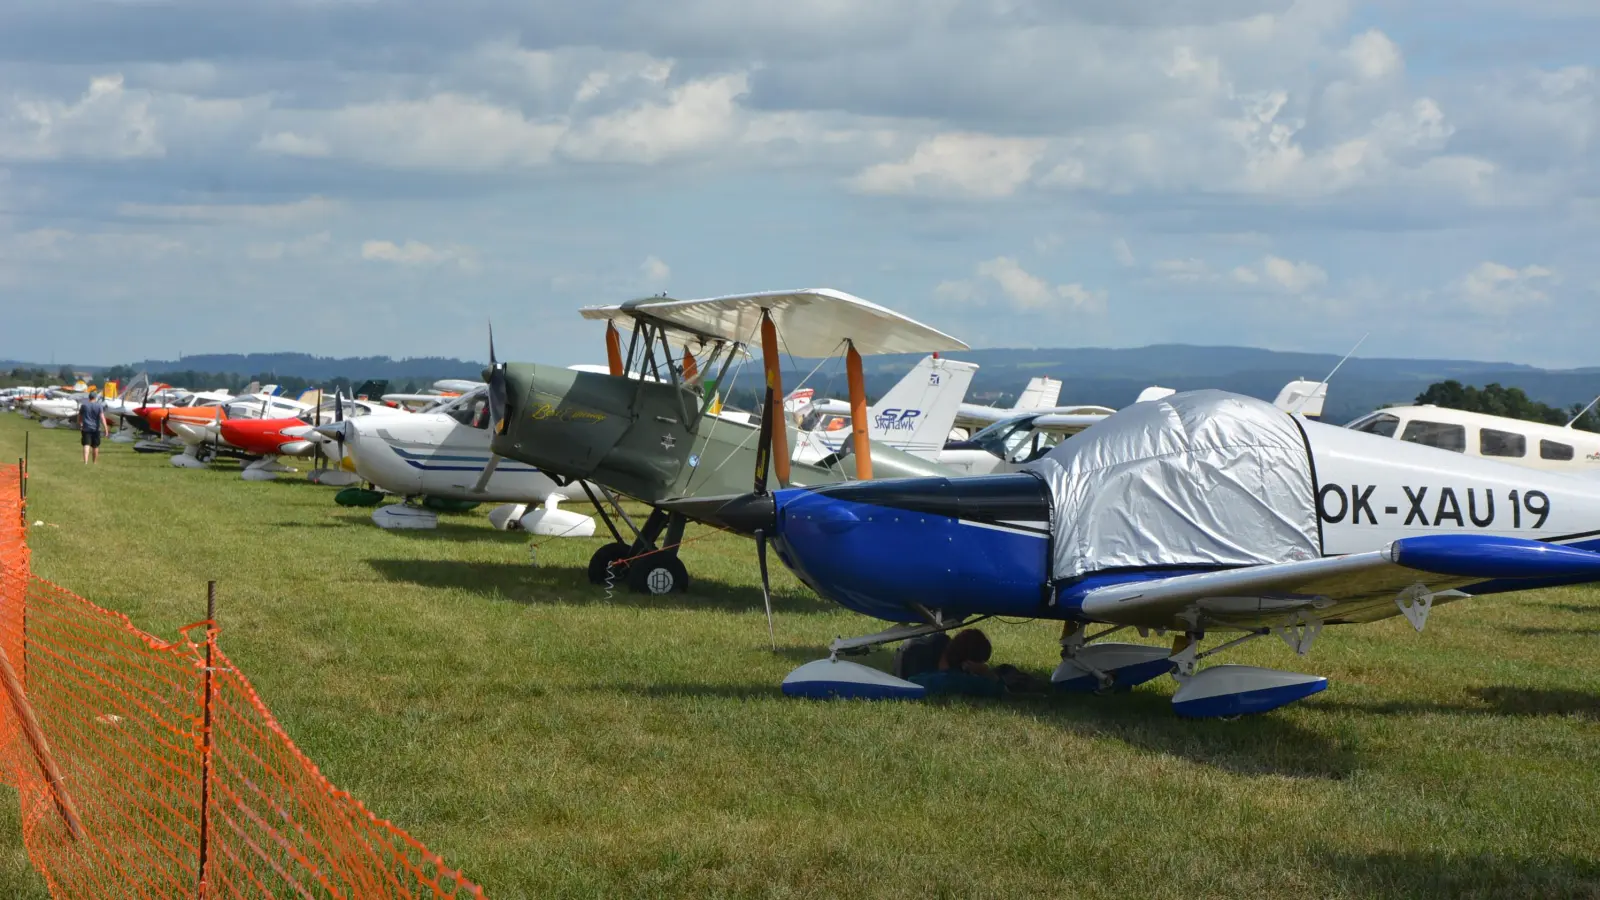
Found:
[2,414,1600,899]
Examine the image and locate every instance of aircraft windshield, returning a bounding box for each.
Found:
[967,416,1056,462]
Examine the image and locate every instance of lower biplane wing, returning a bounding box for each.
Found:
[1069,534,1600,631]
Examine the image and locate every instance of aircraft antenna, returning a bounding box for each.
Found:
[1290,332,1368,415]
[1565,393,1600,429]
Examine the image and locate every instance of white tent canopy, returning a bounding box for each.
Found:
[1027,391,1320,582]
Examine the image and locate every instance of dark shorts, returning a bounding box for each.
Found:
[80,431,102,448]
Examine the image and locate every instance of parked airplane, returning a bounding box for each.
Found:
[926,379,1329,476]
[480,288,968,595]
[1347,404,1600,474]
[315,385,595,535]
[792,355,978,463]
[167,388,313,469]
[671,389,1600,719]
[951,375,1063,439]
[217,393,412,481]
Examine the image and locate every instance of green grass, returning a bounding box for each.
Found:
[3,414,1600,899]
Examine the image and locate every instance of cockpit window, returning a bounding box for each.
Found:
[1351,413,1401,437]
[1400,420,1466,452]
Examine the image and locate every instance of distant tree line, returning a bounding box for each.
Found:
[94,365,440,398]
[1415,380,1600,433]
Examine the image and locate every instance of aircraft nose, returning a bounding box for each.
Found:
[661,492,776,538]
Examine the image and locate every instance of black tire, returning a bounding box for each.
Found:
[626,553,690,595]
[587,542,633,585]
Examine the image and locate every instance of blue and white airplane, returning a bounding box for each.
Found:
[673,390,1600,719]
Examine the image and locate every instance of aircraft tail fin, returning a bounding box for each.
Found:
[1135,385,1175,405]
[867,355,978,454]
[1012,376,1062,411]
[1274,379,1327,418]
[352,379,388,400]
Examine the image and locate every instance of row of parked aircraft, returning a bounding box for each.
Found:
[11,287,1600,720]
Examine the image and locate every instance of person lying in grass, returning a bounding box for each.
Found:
[902,629,1051,698]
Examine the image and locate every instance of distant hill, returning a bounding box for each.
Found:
[10,346,1597,424]
[121,353,488,382]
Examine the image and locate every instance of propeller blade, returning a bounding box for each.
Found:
[470,453,500,494]
[485,321,508,435]
[757,530,776,650]
[754,384,775,495]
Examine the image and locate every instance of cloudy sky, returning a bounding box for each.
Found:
[0,0,1595,368]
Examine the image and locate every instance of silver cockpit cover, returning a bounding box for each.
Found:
[1026,390,1319,582]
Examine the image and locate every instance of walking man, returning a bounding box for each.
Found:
[79,391,109,464]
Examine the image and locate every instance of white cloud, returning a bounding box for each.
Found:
[1343,29,1403,82]
[559,73,748,164]
[641,254,670,284]
[1112,238,1136,267]
[850,133,1046,199]
[1153,254,1327,294]
[360,239,477,271]
[256,131,330,157]
[1254,255,1329,293]
[0,74,162,161]
[118,196,342,225]
[1156,258,1213,282]
[1454,261,1555,313]
[286,94,566,171]
[941,256,1107,314]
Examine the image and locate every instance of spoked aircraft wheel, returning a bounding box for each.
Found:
[627,554,689,596]
[587,542,633,585]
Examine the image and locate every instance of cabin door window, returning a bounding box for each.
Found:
[1479,428,1527,458]
[1541,440,1576,461]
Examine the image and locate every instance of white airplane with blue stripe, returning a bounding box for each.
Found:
[316,384,594,536]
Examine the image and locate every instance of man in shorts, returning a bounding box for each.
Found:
[78,391,109,464]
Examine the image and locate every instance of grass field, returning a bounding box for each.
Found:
[1,413,1599,898]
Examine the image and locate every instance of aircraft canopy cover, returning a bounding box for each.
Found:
[1026,390,1320,582]
[579,288,969,358]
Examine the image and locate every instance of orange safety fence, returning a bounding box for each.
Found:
[0,464,486,898]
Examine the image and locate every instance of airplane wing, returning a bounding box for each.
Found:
[1070,534,1600,632]
[1032,411,1113,436]
[580,288,969,357]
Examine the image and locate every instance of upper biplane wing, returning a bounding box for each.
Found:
[1070,534,1600,632]
[580,288,969,357]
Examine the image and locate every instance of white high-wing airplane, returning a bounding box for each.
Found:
[927,379,1323,476]
[792,355,978,465]
[950,375,1063,439]
[316,385,595,535]
[24,395,83,427]
[1347,403,1600,474]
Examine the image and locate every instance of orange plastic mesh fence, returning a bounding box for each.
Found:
[0,465,486,898]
